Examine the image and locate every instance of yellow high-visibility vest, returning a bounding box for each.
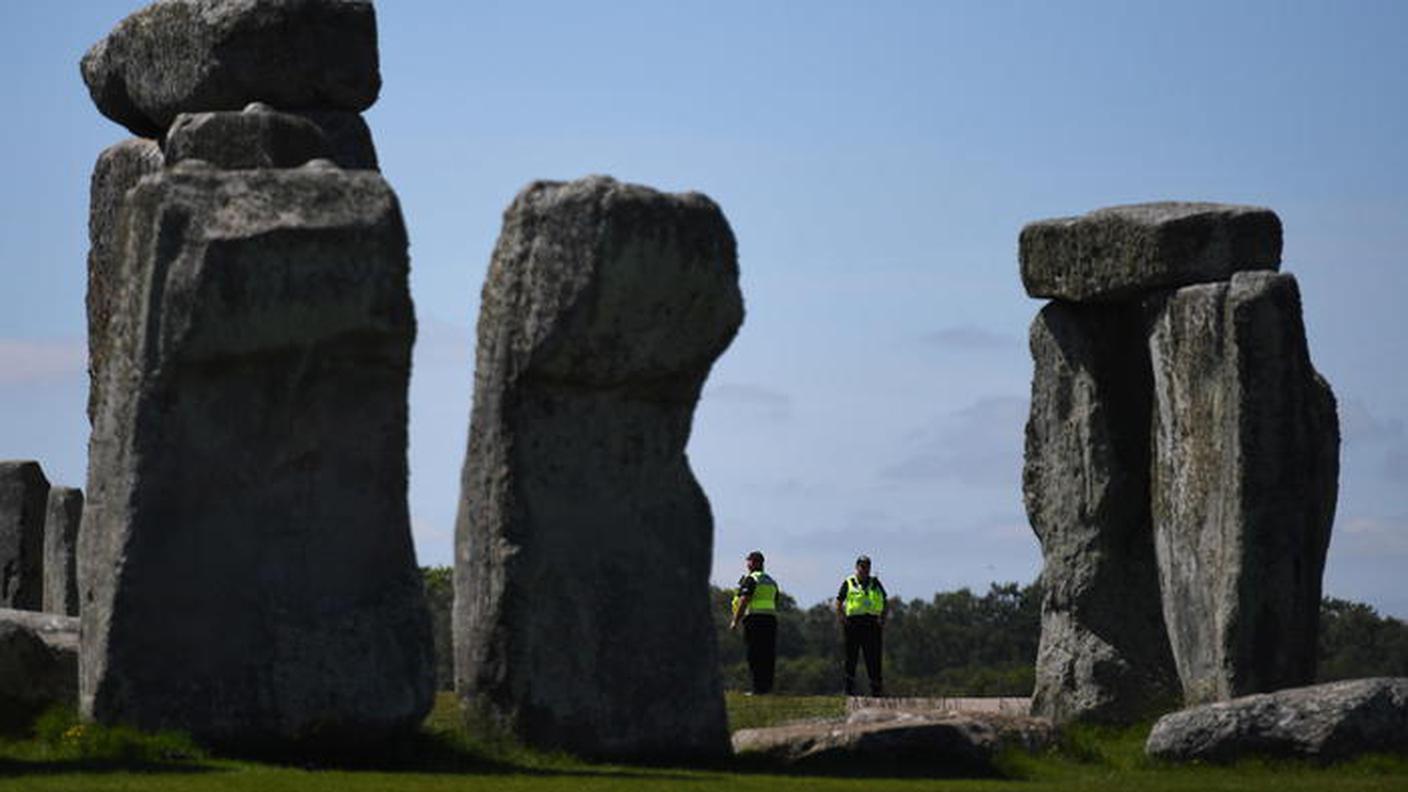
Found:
[843,576,884,617]
[732,571,778,616]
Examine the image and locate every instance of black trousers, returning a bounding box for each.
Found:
[843,616,883,695]
[743,615,777,694]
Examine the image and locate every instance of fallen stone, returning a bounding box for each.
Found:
[1020,202,1281,302]
[455,176,742,759]
[42,487,83,617]
[87,138,164,424]
[847,696,1031,716]
[732,709,1056,774]
[0,461,51,611]
[1023,302,1179,723]
[164,106,330,169]
[1149,271,1339,704]
[1146,678,1408,763]
[80,166,432,748]
[81,0,381,138]
[0,609,78,734]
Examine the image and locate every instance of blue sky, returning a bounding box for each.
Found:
[2,1,1406,615]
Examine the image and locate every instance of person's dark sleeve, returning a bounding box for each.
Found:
[836,581,848,603]
[738,575,757,597]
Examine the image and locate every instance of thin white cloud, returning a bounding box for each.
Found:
[880,395,1028,486]
[702,383,792,421]
[0,338,86,386]
[918,325,1014,352]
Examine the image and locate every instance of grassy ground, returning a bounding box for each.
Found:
[1,694,1406,791]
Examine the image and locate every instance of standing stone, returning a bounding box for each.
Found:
[80,165,433,747]
[1148,271,1339,704]
[455,176,742,758]
[1023,302,1179,723]
[81,0,381,139]
[42,488,83,617]
[0,461,51,611]
[1020,202,1282,302]
[0,609,79,735]
[87,138,164,424]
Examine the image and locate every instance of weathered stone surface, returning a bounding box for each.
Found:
[454,176,742,758]
[0,609,78,734]
[42,487,83,617]
[87,138,164,424]
[165,106,330,169]
[80,166,432,748]
[1149,271,1339,704]
[1023,302,1179,723]
[1146,678,1408,763]
[290,109,379,170]
[0,461,51,611]
[81,0,381,138]
[1020,202,1281,302]
[733,709,1055,774]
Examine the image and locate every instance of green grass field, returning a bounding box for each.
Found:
[1,693,1405,791]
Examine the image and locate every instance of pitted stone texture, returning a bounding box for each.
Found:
[0,461,51,611]
[1149,271,1339,704]
[291,110,379,170]
[1020,202,1281,302]
[1146,678,1408,763]
[165,108,330,169]
[455,176,742,759]
[87,139,164,424]
[80,167,432,748]
[1024,303,1179,724]
[81,0,380,138]
[732,710,1055,774]
[42,488,83,617]
[0,609,78,734]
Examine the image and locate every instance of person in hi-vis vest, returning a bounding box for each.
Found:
[835,554,887,696]
[730,550,779,695]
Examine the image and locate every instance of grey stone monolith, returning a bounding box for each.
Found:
[81,0,380,138]
[87,138,164,423]
[1146,678,1408,763]
[0,461,51,611]
[42,487,83,616]
[0,609,78,734]
[80,164,433,748]
[164,106,331,169]
[1148,271,1339,704]
[1020,202,1281,302]
[455,176,742,758]
[1023,303,1179,723]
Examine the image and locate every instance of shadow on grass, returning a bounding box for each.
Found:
[212,727,706,783]
[0,757,222,777]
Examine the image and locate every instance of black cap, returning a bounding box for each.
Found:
[747,550,765,562]
[856,554,871,565]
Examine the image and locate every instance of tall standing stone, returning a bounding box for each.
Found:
[0,461,51,611]
[455,176,742,758]
[80,0,431,748]
[1023,303,1179,723]
[1148,271,1339,703]
[42,487,83,616]
[80,164,433,747]
[87,138,164,423]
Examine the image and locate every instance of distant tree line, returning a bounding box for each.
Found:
[711,581,1040,696]
[422,567,1408,695]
